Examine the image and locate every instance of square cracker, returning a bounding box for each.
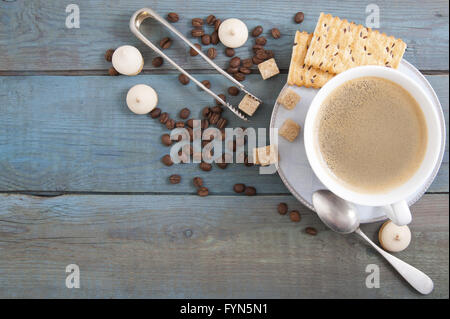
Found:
[287,31,335,88]
[258,58,280,80]
[279,118,301,142]
[277,88,301,110]
[253,145,278,166]
[238,94,260,116]
[305,13,407,74]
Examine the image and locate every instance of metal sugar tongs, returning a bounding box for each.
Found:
[130,8,262,121]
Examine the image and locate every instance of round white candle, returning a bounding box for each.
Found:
[218,18,248,48]
[126,84,158,114]
[112,45,144,76]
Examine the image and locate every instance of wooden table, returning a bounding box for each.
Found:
[0,0,448,299]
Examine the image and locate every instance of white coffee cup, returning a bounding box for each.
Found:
[304,66,442,226]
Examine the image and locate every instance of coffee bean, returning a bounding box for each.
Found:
[167,12,179,22]
[160,37,172,49]
[192,18,204,27]
[278,203,288,215]
[265,50,275,59]
[239,67,251,74]
[191,28,205,37]
[242,58,253,68]
[200,80,211,89]
[233,72,245,82]
[207,47,217,59]
[150,107,161,118]
[305,227,318,236]
[252,56,263,65]
[252,26,263,37]
[294,12,304,24]
[186,119,194,128]
[165,118,175,130]
[233,183,246,193]
[211,31,219,44]
[217,161,228,169]
[216,94,226,105]
[105,49,115,62]
[179,108,190,119]
[244,186,256,196]
[199,162,212,171]
[271,28,281,39]
[193,177,203,188]
[255,36,267,46]
[214,19,221,31]
[159,112,169,124]
[216,118,227,129]
[206,15,216,25]
[255,49,267,60]
[211,105,223,113]
[227,67,239,74]
[197,187,209,197]
[202,107,211,118]
[152,56,164,67]
[190,43,201,56]
[225,48,235,57]
[289,210,301,222]
[108,67,119,76]
[228,86,239,96]
[178,73,190,85]
[253,44,264,53]
[169,174,181,184]
[176,121,185,128]
[162,154,173,166]
[161,133,172,146]
[201,34,211,45]
[244,154,253,166]
[186,127,193,141]
[229,57,241,68]
[201,119,209,129]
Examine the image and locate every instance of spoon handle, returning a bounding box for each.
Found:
[355,228,434,295]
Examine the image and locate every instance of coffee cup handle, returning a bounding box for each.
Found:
[384,200,412,226]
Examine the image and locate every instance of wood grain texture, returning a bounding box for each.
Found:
[0,193,447,299]
[0,0,448,72]
[0,74,447,193]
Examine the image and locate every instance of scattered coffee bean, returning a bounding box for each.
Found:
[216,94,226,105]
[178,73,190,85]
[108,67,119,76]
[199,162,212,171]
[228,86,239,96]
[211,105,223,113]
[192,18,204,27]
[211,31,219,44]
[152,57,164,67]
[201,80,211,89]
[206,14,216,25]
[160,37,172,49]
[201,119,209,129]
[233,183,246,193]
[186,119,194,128]
[187,127,193,141]
[253,44,264,53]
[190,43,201,56]
[217,161,228,169]
[209,112,220,125]
[255,49,267,60]
[265,50,275,59]
[169,174,181,184]
[214,19,221,31]
[252,25,263,37]
[202,107,211,118]
[176,121,185,128]
[244,186,256,196]
[294,12,304,24]
[150,107,161,119]
[207,47,218,59]
[161,133,172,146]
[239,67,251,74]
[193,177,203,188]
[191,28,205,37]
[179,108,190,119]
[278,203,288,215]
[165,118,175,130]
[255,36,267,46]
[289,210,301,222]
[252,56,263,65]
[305,227,318,236]
[159,112,169,124]
[201,34,211,45]
[227,66,239,74]
[167,12,179,22]
[225,48,235,57]
[162,154,173,166]
[233,72,245,82]
[271,28,281,39]
[216,117,227,129]
[197,187,209,197]
[230,57,241,68]
[242,58,253,68]
[105,49,115,62]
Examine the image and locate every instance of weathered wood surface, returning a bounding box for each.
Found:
[0,0,448,72]
[0,74,447,193]
[0,193,447,299]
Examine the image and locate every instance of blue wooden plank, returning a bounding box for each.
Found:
[0,74,447,193]
[0,0,448,71]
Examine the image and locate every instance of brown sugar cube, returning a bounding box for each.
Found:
[277,88,301,110]
[238,94,260,116]
[257,58,280,80]
[252,145,278,166]
[279,119,301,142]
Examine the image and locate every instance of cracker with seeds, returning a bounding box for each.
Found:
[277,88,301,110]
[253,145,278,166]
[279,119,301,142]
[287,31,335,88]
[305,13,407,74]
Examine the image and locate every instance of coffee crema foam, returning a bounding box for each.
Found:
[317,76,428,193]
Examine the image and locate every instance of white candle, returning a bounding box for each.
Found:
[112,45,144,76]
[126,84,158,114]
[218,18,248,48]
